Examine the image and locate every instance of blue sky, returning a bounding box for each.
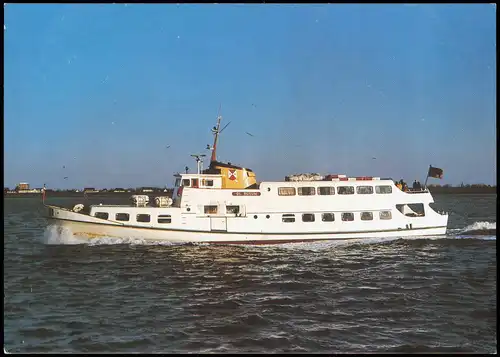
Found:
[4,4,496,189]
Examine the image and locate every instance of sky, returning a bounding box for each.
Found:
[4,4,497,189]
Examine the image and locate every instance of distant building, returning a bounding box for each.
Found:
[83,187,99,193]
[139,187,156,193]
[17,182,29,191]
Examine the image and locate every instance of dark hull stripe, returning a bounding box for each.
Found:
[47,216,447,237]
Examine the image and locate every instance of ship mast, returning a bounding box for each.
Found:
[210,109,222,163]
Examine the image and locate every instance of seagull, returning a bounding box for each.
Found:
[372,157,376,160]
[245,132,255,137]
[64,177,68,180]
[166,145,171,149]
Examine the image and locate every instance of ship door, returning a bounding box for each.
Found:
[210,217,227,232]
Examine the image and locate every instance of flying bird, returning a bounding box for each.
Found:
[245,131,255,137]
[62,165,65,169]
[166,145,171,149]
[372,157,377,160]
[64,177,68,180]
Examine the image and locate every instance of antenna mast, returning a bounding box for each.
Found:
[191,154,206,174]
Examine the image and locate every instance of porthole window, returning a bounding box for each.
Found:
[137,214,151,222]
[115,213,130,221]
[254,215,258,219]
[302,213,315,222]
[341,212,354,221]
[94,212,109,219]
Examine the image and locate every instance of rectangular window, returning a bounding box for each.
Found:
[175,178,181,187]
[337,186,354,195]
[182,179,190,187]
[298,187,315,196]
[94,212,109,220]
[137,214,151,222]
[341,212,354,221]
[322,213,335,222]
[318,186,335,195]
[302,213,315,222]
[380,211,392,220]
[376,185,392,194]
[282,214,295,223]
[360,212,373,221]
[356,186,374,195]
[226,205,240,214]
[278,187,296,196]
[192,178,199,188]
[204,179,214,187]
[158,215,172,223]
[204,205,218,214]
[116,213,130,221]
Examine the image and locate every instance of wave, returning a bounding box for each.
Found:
[457,221,496,236]
[42,221,495,247]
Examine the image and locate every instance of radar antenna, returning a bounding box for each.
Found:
[190,154,207,174]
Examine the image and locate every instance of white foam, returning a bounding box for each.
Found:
[251,236,404,251]
[461,221,496,233]
[43,224,87,245]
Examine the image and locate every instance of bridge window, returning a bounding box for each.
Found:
[338,186,354,195]
[341,212,354,221]
[137,214,150,223]
[282,214,295,222]
[322,213,335,222]
[192,178,199,188]
[318,187,335,195]
[376,185,392,194]
[226,205,240,214]
[357,186,374,194]
[204,205,218,214]
[182,179,190,187]
[360,212,373,221]
[116,213,130,221]
[175,178,181,187]
[158,215,172,223]
[380,211,392,220]
[302,213,315,222]
[298,187,315,196]
[94,212,109,219]
[203,179,214,187]
[278,187,296,196]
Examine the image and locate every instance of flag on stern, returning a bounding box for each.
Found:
[427,166,444,179]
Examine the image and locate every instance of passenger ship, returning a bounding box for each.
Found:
[46,114,449,245]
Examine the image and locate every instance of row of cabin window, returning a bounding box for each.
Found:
[94,212,172,223]
[278,185,392,196]
[282,211,392,222]
[204,205,239,214]
[182,178,214,188]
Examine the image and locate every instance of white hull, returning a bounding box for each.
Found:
[50,217,447,245]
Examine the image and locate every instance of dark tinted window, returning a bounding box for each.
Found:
[116,213,130,221]
[322,213,335,222]
[137,214,150,222]
[95,212,108,219]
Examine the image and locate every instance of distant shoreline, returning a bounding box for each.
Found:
[3,187,496,198]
